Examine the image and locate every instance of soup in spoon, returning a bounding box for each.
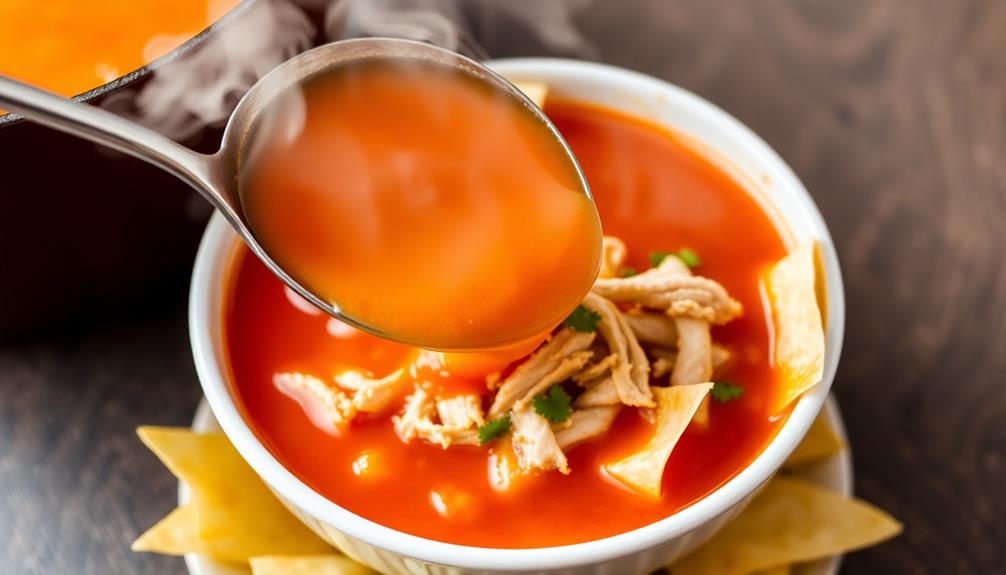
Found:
[240,59,602,350]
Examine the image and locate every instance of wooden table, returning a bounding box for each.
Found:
[1,1,1003,573]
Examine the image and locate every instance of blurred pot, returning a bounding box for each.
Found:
[0,0,341,341]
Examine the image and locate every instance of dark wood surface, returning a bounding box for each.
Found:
[2,1,1004,573]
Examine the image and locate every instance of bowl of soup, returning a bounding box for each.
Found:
[189,57,844,574]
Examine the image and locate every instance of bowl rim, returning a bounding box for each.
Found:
[189,57,845,571]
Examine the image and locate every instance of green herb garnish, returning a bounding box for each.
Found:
[649,250,671,267]
[673,248,702,268]
[711,381,744,403]
[562,305,601,332]
[477,415,511,445]
[649,248,702,269]
[621,267,638,277]
[532,385,572,423]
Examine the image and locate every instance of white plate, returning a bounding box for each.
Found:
[180,396,852,575]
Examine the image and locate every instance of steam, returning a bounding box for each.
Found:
[104,0,595,141]
[103,0,316,140]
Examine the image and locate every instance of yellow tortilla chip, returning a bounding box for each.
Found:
[250,555,374,575]
[767,241,825,414]
[512,80,548,108]
[135,427,332,562]
[783,411,845,468]
[670,476,902,575]
[753,568,790,575]
[605,383,713,498]
[131,503,207,556]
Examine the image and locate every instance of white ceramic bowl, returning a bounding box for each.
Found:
[189,58,845,575]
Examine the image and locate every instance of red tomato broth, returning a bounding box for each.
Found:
[224,99,789,548]
[240,60,602,350]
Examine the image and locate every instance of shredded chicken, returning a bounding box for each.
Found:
[393,386,482,448]
[437,395,485,429]
[651,344,733,379]
[488,329,595,417]
[334,368,409,413]
[651,350,676,378]
[574,376,621,407]
[512,351,592,412]
[572,353,617,385]
[511,404,569,474]
[624,311,678,347]
[592,258,742,325]
[582,293,654,407]
[598,236,627,279]
[660,257,713,426]
[274,372,355,431]
[554,406,621,450]
[360,236,744,478]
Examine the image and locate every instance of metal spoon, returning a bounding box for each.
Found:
[0,38,590,349]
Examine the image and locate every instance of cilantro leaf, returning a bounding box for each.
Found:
[563,305,601,332]
[477,415,511,445]
[674,248,702,268]
[622,266,638,277]
[649,250,670,267]
[711,381,744,403]
[532,385,572,423]
[649,248,702,269]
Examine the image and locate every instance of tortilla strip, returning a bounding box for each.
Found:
[134,428,332,561]
[512,80,548,108]
[783,411,845,468]
[582,293,654,407]
[488,328,595,417]
[598,235,627,279]
[604,383,713,498]
[767,241,825,413]
[554,406,621,450]
[250,555,375,575]
[670,476,902,575]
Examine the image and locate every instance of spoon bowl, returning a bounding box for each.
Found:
[0,38,590,349]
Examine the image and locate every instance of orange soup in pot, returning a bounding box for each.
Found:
[0,0,241,97]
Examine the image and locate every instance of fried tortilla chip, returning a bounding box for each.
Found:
[604,383,713,498]
[670,476,902,575]
[783,411,845,468]
[512,80,548,108]
[250,555,375,575]
[766,241,825,413]
[134,427,332,562]
[753,567,790,575]
[131,503,207,556]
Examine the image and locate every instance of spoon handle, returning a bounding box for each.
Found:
[0,74,216,201]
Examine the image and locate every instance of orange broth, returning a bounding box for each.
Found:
[225,99,789,548]
[241,61,602,350]
[0,0,240,97]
